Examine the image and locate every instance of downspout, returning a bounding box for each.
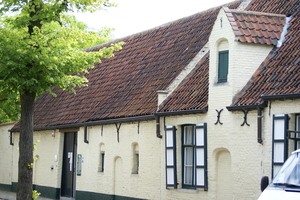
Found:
[257,107,263,144]
[155,114,163,139]
[156,90,168,139]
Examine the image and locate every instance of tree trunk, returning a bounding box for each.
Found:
[17,91,36,200]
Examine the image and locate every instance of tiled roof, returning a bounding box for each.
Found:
[158,53,209,113]
[12,0,300,130]
[225,7,286,45]
[231,0,300,107]
[19,2,241,129]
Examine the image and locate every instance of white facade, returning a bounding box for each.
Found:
[0,5,299,200]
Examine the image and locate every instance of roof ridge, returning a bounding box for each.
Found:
[229,8,286,18]
[85,0,243,52]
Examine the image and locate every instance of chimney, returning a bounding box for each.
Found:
[157,90,169,110]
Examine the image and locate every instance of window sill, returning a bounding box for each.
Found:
[131,173,139,177]
[176,188,199,194]
[214,81,229,86]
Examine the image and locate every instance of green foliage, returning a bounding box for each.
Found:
[0,11,122,122]
[0,91,20,123]
[0,0,123,198]
[32,190,41,199]
[28,163,34,169]
[0,0,117,14]
[33,140,40,151]
[0,16,123,96]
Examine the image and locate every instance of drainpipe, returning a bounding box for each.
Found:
[257,107,263,144]
[156,90,168,139]
[155,115,163,139]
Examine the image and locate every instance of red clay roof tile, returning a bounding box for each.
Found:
[14,2,240,129]
[225,7,286,45]
[12,0,300,130]
[231,0,300,107]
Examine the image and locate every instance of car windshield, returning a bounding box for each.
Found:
[272,151,300,187]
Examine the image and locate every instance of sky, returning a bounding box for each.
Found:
[75,0,233,39]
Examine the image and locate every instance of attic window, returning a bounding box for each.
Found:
[217,40,229,83]
[218,50,229,83]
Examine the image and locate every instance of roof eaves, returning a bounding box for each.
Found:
[0,121,16,127]
[226,102,267,111]
[260,93,300,101]
[11,115,156,132]
[156,107,208,117]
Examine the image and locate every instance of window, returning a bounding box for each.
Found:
[132,143,139,174]
[272,114,288,177]
[218,50,229,83]
[165,124,207,190]
[98,144,105,172]
[182,124,207,189]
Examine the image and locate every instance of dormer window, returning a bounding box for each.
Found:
[217,40,229,83]
[218,50,229,83]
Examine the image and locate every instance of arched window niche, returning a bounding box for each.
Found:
[217,39,229,83]
[131,143,139,174]
[98,143,105,172]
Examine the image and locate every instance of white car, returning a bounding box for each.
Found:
[258,149,300,200]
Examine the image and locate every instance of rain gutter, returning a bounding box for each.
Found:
[10,115,155,132]
[227,103,267,144]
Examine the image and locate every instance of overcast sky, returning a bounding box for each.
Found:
[75,0,233,39]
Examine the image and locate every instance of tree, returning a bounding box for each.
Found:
[0,0,123,199]
[0,91,20,123]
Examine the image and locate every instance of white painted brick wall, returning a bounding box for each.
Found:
[76,121,162,199]
[0,122,14,185]
[10,130,63,188]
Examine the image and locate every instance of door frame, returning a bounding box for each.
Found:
[60,131,77,199]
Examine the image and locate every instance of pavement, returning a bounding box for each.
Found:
[0,190,54,200]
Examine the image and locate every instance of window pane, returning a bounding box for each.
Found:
[184,147,193,185]
[185,147,193,165]
[274,143,284,163]
[167,168,174,184]
[274,119,285,140]
[196,168,204,186]
[166,149,174,165]
[196,149,204,166]
[166,130,173,147]
[196,128,204,146]
[184,166,193,184]
[184,126,193,145]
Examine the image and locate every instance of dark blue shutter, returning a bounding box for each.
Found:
[195,123,208,190]
[272,114,288,177]
[165,126,177,188]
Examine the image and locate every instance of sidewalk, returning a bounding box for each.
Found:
[0,190,54,200]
